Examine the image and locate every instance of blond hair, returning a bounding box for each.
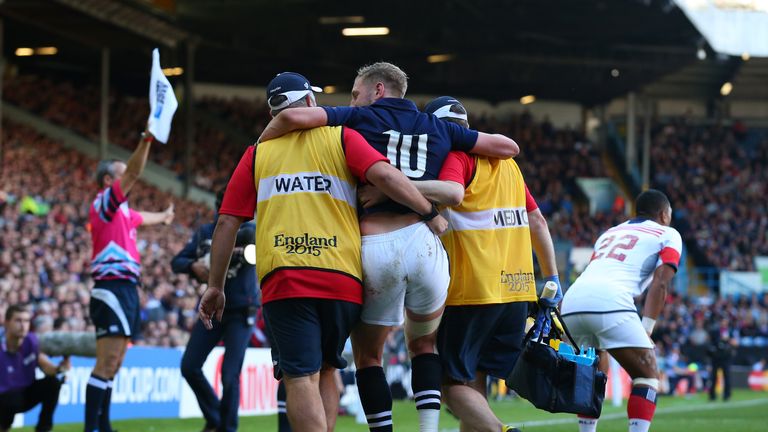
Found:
[356,62,408,97]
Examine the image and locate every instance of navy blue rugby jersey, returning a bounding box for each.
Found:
[323,98,479,214]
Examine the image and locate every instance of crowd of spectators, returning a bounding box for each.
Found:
[653,292,768,359]
[2,74,245,193]
[198,95,272,139]
[0,121,213,347]
[649,291,768,395]
[650,119,768,271]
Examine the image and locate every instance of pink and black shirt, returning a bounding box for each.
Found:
[89,179,143,284]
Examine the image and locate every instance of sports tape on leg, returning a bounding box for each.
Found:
[405,315,442,340]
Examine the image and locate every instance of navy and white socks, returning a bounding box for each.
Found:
[84,374,109,432]
[356,366,394,432]
[411,353,442,432]
[277,380,292,432]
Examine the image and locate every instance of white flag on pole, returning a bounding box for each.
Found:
[147,48,178,144]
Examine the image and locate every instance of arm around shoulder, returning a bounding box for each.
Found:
[259,107,328,142]
[471,132,520,159]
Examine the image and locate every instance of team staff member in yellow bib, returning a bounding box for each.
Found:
[198,72,446,432]
[376,96,559,432]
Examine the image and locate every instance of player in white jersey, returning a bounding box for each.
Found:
[561,189,682,432]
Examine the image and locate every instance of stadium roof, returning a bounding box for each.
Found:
[0,0,718,105]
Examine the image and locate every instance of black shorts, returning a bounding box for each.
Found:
[90,280,141,341]
[263,298,360,378]
[437,301,528,382]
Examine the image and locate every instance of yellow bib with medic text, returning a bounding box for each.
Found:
[441,157,536,305]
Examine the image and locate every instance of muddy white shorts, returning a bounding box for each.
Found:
[561,311,654,350]
[360,222,450,326]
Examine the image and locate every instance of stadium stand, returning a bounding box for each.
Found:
[2,74,244,193]
[650,119,768,271]
[654,291,768,367]
[198,96,272,140]
[0,121,212,346]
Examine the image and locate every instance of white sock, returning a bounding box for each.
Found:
[629,418,651,432]
[417,409,440,432]
[578,416,599,432]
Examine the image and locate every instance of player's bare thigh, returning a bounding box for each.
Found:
[607,347,658,380]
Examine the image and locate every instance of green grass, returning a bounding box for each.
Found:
[16,390,768,431]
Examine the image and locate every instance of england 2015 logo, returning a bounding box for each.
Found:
[274,233,338,256]
[500,270,535,292]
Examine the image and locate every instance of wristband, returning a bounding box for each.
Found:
[419,203,439,222]
[140,131,153,144]
[641,317,656,334]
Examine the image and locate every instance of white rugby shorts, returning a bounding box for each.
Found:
[360,222,450,326]
[561,311,654,350]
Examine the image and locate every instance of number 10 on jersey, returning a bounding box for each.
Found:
[383,130,428,178]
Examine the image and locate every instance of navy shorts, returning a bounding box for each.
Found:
[437,301,529,382]
[90,280,141,341]
[263,298,360,378]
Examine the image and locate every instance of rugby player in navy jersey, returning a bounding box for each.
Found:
[259,62,519,432]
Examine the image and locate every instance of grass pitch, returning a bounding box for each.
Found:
[17,389,767,431]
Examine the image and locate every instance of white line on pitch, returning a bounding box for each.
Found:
[439,397,768,431]
[513,397,768,428]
